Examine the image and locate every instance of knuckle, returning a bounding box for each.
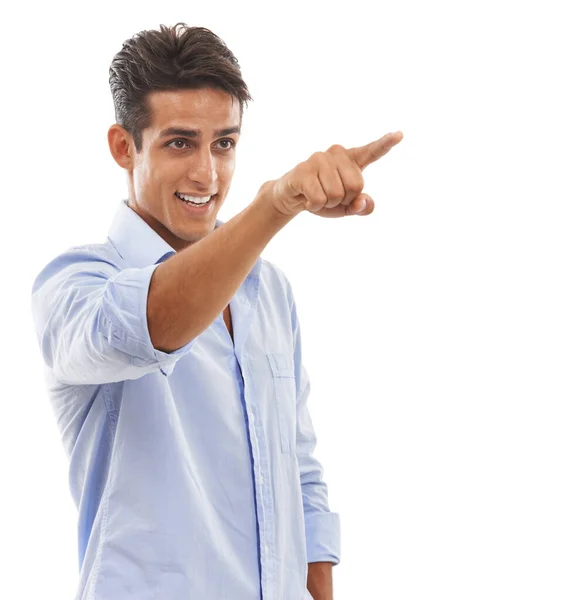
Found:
[327,143,346,153]
[345,184,362,198]
[331,184,346,200]
[296,160,310,174]
[308,151,326,162]
[307,177,326,200]
[340,168,364,194]
[295,161,314,181]
[348,173,365,193]
[309,190,327,208]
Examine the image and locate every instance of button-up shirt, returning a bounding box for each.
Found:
[30,199,340,600]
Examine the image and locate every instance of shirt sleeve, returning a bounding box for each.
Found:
[30,246,196,385]
[288,280,341,566]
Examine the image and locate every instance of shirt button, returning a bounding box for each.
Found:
[259,475,264,485]
[265,544,269,553]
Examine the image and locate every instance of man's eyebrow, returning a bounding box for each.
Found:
[159,126,241,139]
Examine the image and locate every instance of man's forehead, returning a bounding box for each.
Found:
[146,89,241,134]
[148,89,239,114]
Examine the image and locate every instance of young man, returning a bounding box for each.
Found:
[30,22,402,600]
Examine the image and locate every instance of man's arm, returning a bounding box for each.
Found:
[295,360,341,599]
[148,184,294,352]
[284,276,341,598]
[294,360,341,565]
[307,561,334,600]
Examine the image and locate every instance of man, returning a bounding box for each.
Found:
[30,22,402,600]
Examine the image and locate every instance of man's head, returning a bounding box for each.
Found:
[107,23,252,251]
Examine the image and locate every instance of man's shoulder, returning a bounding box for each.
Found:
[39,238,121,266]
[257,257,300,313]
[31,239,124,293]
[259,257,292,292]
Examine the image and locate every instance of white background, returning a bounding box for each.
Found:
[1,1,583,598]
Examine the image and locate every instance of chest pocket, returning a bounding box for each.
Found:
[267,353,297,454]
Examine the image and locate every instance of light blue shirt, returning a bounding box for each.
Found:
[30,199,340,600]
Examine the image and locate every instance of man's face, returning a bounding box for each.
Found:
[119,88,241,251]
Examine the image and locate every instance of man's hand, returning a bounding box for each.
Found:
[263,131,403,219]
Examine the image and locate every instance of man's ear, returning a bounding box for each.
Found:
[107,124,135,170]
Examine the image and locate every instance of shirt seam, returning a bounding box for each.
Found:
[102,383,118,434]
[87,454,114,599]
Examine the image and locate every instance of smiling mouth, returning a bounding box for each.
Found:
[175,192,215,206]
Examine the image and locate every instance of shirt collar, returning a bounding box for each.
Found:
[107,198,225,268]
[106,199,262,279]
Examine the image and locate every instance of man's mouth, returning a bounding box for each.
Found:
[175,192,214,206]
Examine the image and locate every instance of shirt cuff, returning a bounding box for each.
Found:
[304,511,341,565]
[101,262,195,377]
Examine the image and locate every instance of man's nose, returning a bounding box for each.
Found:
[187,149,218,190]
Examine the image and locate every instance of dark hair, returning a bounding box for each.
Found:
[109,22,252,152]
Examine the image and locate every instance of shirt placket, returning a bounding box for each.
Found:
[239,358,276,600]
[229,280,276,600]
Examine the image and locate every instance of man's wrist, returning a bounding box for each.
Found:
[253,180,302,223]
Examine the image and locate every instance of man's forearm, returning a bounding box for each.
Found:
[307,561,334,600]
[147,183,294,353]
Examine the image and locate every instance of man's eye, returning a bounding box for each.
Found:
[168,139,190,149]
[217,139,235,150]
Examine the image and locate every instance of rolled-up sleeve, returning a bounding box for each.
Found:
[287,275,341,565]
[31,247,195,385]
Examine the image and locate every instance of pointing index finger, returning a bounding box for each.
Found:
[348,131,403,170]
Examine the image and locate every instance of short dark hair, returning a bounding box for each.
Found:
[109,22,253,152]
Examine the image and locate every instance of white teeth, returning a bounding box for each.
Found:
[177,192,212,205]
